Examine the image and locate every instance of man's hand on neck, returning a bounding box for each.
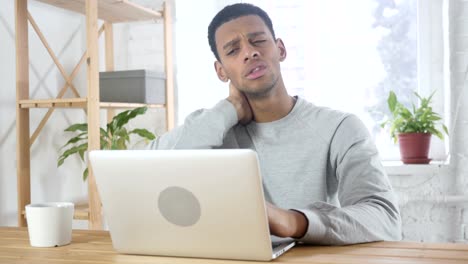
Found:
[226,82,296,124]
[226,82,253,125]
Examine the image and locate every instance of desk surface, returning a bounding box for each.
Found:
[1,227,467,263]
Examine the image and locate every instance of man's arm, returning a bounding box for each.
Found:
[297,115,402,244]
[269,115,402,245]
[148,82,252,150]
[148,99,236,149]
[266,202,308,238]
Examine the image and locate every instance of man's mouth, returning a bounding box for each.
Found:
[246,64,267,80]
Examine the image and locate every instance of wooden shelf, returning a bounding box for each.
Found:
[74,203,90,220]
[100,102,165,109]
[35,0,163,23]
[16,0,174,229]
[19,98,87,108]
[18,98,165,109]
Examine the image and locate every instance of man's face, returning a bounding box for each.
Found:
[214,15,286,98]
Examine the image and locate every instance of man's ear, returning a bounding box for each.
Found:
[276,38,287,62]
[214,61,229,82]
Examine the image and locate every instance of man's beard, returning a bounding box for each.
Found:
[242,75,279,99]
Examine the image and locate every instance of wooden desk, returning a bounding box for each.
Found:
[1,227,467,263]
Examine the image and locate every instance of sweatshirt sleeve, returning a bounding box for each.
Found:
[295,115,402,245]
[147,99,238,149]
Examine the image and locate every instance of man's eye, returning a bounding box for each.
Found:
[227,48,238,56]
[253,40,266,44]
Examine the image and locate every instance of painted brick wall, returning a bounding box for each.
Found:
[449,0,468,242]
[388,0,468,243]
[389,166,466,242]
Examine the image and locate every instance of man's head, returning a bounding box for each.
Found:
[208,3,276,62]
[207,3,286,98]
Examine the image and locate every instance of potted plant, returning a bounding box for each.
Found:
[381,91,448,164]
[57,107,156,180]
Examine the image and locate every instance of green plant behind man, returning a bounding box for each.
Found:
[57,107,156,180]
[381,91,448,143]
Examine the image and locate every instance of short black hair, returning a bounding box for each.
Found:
[207,3,276,61]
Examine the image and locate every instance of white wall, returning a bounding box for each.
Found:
[174,0,236,123]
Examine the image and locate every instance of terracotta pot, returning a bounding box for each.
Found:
[397,133,432,164]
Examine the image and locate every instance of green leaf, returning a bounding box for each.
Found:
[114,107,148,130]
[427,90,436,103]
[443,124,449,135]
[114,127,128,137]
[129,128,156,140]
[60,132,88,150]
[116,137,127,150]
[64,123,88,132]
[57,143,88,167]
[414,91,422,99]
[100,128,108,139]
[427,127,443,140]
[83,168,89,181]
[106,122,114,136]
[398,106,413,119]
[100,138,110,150]
[110,138,119,150]
[427,115,441,121]
[388,91,397,113]
[78,149,85,161]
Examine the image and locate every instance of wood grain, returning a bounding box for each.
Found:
[18,99,166,109]
[35,0,162,23]
[85,0,102,230]
[1,227,467,264]
[15,0,31,228]
[163,0,175,131]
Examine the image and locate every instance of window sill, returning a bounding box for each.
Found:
[383,160,449,177]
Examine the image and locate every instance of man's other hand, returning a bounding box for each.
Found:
[266,202,308,239]
[226,82,253,125]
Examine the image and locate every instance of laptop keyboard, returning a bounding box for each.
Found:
[272,241,288,249]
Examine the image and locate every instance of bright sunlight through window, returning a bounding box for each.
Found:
[250,0,438,161]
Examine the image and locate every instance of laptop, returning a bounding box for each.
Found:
[88,149,296,261]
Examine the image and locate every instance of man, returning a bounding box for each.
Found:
[148,3,402,245]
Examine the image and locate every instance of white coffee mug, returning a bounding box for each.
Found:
[25,202,74,247]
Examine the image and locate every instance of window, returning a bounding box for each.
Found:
[245,0,447,161]
[175,0,448,161]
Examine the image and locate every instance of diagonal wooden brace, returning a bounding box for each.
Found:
[27,12,82,98]
[29,25,105,146]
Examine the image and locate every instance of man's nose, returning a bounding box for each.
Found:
[243,46,259,63]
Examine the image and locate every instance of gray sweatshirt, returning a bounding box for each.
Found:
[148,97,402,245]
